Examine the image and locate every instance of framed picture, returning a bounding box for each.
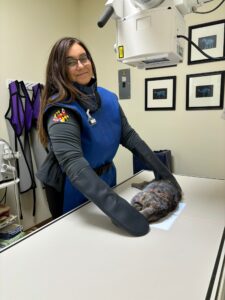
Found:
[145,76,176,111]
[188,19,225,65]
[186,71,224,110]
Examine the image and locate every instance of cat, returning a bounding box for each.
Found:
[131,179,182,223]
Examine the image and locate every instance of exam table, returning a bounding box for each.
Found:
[0,171,224,300]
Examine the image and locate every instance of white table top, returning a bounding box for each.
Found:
[0,171,224,300]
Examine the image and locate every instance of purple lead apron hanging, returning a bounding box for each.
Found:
[5,80,37,216]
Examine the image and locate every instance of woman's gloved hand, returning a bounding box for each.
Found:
[132,140,182,193]
[73,166,150,237]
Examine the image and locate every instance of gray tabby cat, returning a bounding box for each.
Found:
[131,180,182,223]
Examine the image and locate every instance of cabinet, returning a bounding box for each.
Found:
[0,178,22,249]
[0,178,20,222]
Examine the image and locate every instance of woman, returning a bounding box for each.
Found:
[37,37,181,237]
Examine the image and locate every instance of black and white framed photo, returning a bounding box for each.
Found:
[186,71,224,110]
[145,76,176,111]
[188,19,225,65]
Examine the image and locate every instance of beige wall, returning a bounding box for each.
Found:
[0,0,80,229]
[0,0,224,229]
[79,0,225,181]
[0,0,80,138]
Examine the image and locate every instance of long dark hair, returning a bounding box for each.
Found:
[38,37,97,146]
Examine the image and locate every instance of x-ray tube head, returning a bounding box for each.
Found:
[115,4,186,69]
[98,0,214,69]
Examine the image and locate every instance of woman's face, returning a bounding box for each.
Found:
[66,43,93,85]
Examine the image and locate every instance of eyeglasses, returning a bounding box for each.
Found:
[66,54,89,67]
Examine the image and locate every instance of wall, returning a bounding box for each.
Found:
[0,0,80,230]
[79,0,225,182]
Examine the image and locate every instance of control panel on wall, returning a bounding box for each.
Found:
[118,69,131,99]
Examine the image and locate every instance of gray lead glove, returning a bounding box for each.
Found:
[119,106,181,193]
[132,140,182,193]
[73,166,149,237]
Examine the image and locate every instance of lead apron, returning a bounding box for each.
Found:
[5,81,37,216]
[30,83,48,172]
[47,87,121,213]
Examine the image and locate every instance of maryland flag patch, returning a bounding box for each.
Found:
[52,108,69,123]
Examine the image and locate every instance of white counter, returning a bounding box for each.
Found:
[0,171,224,300]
